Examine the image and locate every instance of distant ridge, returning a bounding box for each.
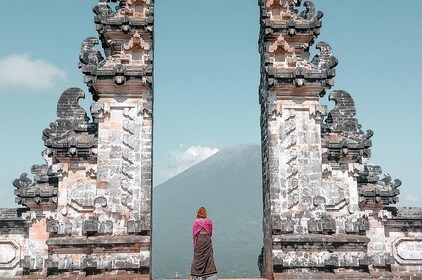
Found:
[152,144,263,279]
[160,143,261,185]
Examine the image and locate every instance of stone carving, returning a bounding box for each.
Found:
[272,216,293,234]
[325,90,367,135]
[0,0,421,278]
[322,90,373,164]
[344,217,369,234]
[82,217,113,235]
[12,173,32,190]
[13,165,58,209]
[393,238,422,265]
[0,0,153,278]
[127,220,148,234]
[70,183,97,208]
[300,1,320,20]
[21,255,43,272]
[262,2,337,95]
[307,215,336,234]
[93,0,112,18]
[42,88,97,160]
[79,37,104,68]
[0,240,21,269]
[259,0,422,278]
[282,112,299,210]
[358,166,401,205]
[312,42,338,71]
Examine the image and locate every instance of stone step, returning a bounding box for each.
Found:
[19,277,268,280]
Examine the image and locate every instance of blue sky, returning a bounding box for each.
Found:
[0,0,421,208]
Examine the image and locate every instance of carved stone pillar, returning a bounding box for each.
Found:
[259,0,337,278]
[259,1,422,279]
[79,0,154,277]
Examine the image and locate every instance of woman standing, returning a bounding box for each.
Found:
[190,207,218,280]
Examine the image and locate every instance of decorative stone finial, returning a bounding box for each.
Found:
[79,37,104,68]
[43,88,97,159]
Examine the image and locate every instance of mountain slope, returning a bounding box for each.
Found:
[152,144,263,279]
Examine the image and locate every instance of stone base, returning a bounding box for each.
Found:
[274,272,422,280]
[17,278,264,280]
[16,272,150,280]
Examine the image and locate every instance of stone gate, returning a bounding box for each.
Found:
[258,0,422,279]
[0,0,153,278]
[0,0,421,279]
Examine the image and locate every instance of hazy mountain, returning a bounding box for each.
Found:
[152,144,263,279]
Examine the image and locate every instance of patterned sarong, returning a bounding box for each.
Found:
[191,234,217,278]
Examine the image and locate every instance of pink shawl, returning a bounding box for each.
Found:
[192,218,213,247]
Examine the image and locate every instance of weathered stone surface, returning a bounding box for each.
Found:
[0,0,421,279]
[0,0,153,278]
[259,0,422,279]
[42,88,98,158]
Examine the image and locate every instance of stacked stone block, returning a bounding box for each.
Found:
[259,0,422,279]
[0,0,153,278]
[0,0,421,279]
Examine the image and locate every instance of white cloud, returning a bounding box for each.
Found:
[155,145,220,185]
[404,194,422,204]
[0,54,66,93]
